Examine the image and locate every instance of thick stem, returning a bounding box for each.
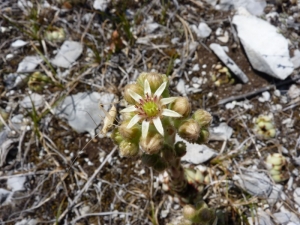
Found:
[162,131,199,204]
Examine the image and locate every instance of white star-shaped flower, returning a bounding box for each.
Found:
[121,80,182,138]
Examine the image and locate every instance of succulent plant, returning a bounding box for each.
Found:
[265,153,289,182]
[111,72,215,224]
[253,114,276,139]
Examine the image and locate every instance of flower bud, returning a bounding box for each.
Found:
[178,119,200,143]
[196,128,210,144]
[195,169,204,183]
[174,141,187,157]
[119,140,139,157]
[137,72,164,92]
[192,109,212,127]
[170,97,191,118]
[140,132,164,154]
[111,128,123,145]
[266,153,286,166]
[183,204,197,221]
[185,168,196,185]
[119,120,141,141]
[123,83,143,104]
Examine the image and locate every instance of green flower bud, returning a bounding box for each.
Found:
[170,97,191,118]
[119,140,139,157]
[254,114,276,139]
[266,153,286,166]
[272,172,289,182]
[137,72,164,92]
[111,128,123,145]
[269,169,281,176]
[119,120,141,141]
[178,119,201,143]
[185,168,196,185]
[183,202,216,224]
[123,83,144,104]
[196,128,210,144]
[174,141,187,157]
[192,109,212,128]
[195,169,204,183]
[183,205,197,221]
[140,132,164,154]
[204,174,210,184]
[197,185,204,193]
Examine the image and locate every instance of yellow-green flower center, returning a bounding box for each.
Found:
[142,101,159,117]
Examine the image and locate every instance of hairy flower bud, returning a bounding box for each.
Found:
[124,83,144,104]
[137,72,164,92]
[140,132,164,154]
[193,109,212,127]
[170,97,191,118]
[183,204,197,221]
[119,140,139,157]
[178,119,201,143]
[196,128,210,144]
[119,120,141,141]
[174,141,187,157]
[111,128,123,145]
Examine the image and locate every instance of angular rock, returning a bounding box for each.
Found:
[93,0,110,11]
[191,22,212,38]
[233,168,273,198]
[53,92,115,137]
[210,43,249,83]
[205,0,266,16]
[20,93,44,109]
[178,135,218,164]
[51,41,83,68]
[17,55,42,73]
[233,9,294,80]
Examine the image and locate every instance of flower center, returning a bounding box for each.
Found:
[142,101,159,117]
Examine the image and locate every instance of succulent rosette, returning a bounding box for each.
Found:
[121,75,182,139]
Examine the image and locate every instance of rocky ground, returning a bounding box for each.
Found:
[1,0,300,224]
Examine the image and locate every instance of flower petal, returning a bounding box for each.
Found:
[142,120,150,139]
[127,114,141,128]
[129,90,143,103]
[153,117,164,136]
[120,105,137,113]
[160,97,178,105]
[144,79,151,96]
[154,81,167,97]
[162,109,182,117]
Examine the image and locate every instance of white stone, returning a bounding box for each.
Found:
[17,55,42,73]
[233,9,294,80]
[178,135,218,164]
[93,0,110,11]
[205,0,266,16]
[233,169,273,198]
[192,64,200,71]
[291,49,300,69]
[210,43,249,83]
[294,188,300,206]
[7,176,26,192]
[11,40,28,48]
[192,22,212,38]
[51,41,83,68]
[287,84,300,99]
[21,93,44,109]
[209,123,233,140]
[53,92,115,137]
[176,79,187,96]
